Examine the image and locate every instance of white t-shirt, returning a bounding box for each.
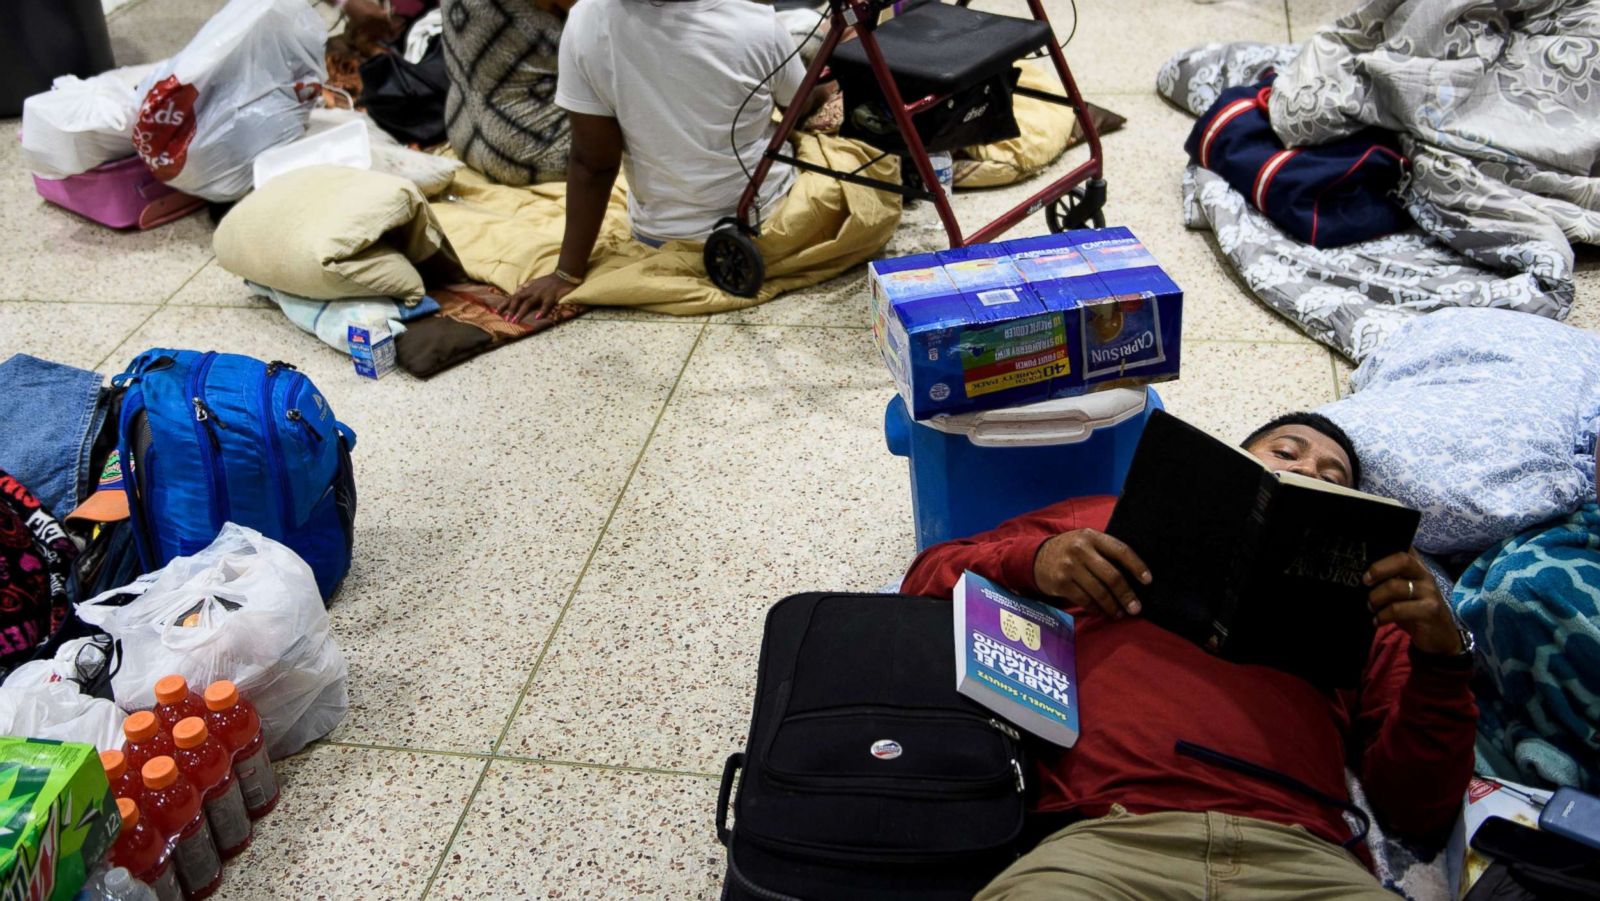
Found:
[556,0,804,243]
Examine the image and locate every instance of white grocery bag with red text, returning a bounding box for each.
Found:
[133,0,326,202]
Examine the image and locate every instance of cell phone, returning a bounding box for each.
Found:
[1471,816,1600,871]
[1539,787,1600,852]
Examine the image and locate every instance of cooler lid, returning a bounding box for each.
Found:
[921,388,1148,447]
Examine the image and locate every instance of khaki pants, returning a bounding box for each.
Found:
[976,806,1395,900]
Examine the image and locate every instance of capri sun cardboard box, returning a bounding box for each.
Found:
[0,738,118,901]
[869,227,1182,419]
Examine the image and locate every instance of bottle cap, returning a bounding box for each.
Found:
[203,681,239,712]
[141,756,178,791]
[124,711,160,742]
[154,675,191,705]
[117,797,139,829]
[172,717,208,749]
[100,749,127,780]
[105,868,134,892]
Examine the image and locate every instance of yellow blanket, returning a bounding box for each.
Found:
[428,132,902,316]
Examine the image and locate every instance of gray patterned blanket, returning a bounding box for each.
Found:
[1158,0,1600,361]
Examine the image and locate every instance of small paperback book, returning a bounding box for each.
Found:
[954,570,1080,747]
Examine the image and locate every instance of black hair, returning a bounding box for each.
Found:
[1242,412,1362,487]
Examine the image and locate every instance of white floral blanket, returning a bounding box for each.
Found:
[1158,0,1600,361]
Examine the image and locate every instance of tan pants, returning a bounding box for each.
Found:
[976,806,1395,900]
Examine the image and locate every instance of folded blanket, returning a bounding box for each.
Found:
[1453,503,1600,791]
[1159,41,1574,360]
[429,131,902,315]
[394,282,587,377]
[1269,0,1599,318]
[245,281,441,354]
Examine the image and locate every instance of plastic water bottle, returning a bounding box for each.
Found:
[928,150,954,199]
[102,867,160,901]
[140,757,222,900]
[202,681,278,819]
[121,712,175,775]
[153,676,208,732]
[106,799,181,901]
[100,750,144,805]
[171,717,253,859]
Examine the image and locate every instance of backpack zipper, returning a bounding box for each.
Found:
[285,409,323,442]
[260,363,293,533]
[187,352,228,531]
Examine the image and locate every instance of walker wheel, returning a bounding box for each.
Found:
[705,221,765,298]
[1046,182,1107,233]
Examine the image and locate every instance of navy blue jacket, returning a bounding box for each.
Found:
[1185,76,1411,248]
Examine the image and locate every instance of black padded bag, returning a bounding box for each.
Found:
[833,1,1046,153]
[718,592,1028,900]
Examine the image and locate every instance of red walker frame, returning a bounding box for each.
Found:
[706,0,1107,295]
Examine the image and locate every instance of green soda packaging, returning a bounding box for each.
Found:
[0,738,119,901]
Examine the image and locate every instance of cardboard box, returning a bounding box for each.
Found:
[869,228,1182,419]
[0,739,118,901]
[347,322,397,380]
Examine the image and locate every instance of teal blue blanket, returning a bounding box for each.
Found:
[1453,504,1600,790]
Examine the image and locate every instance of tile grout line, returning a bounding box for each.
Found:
[1283,0,1296,42]
[91,256,215,372]
[415,320,711,901]
[320,739,719,779]
[1328,347,1344,398]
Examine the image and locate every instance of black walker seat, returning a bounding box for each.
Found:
[705,0,1108,297]
[831,2,1052,97]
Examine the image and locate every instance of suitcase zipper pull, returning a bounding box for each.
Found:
[989,718,1021,741]
[1012,759,1026,793]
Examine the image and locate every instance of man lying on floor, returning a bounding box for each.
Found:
[496,0,836,322]
[900,412,1477,899]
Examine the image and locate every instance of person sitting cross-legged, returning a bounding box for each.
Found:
[901,412,1477,900]
[496,0,836,323]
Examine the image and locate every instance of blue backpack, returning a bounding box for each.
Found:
[114,349,358,601]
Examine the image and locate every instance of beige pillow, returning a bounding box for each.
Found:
[213,165,457,302]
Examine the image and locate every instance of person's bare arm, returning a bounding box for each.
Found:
[500,111,624,322]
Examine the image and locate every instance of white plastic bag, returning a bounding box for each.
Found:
[133,0,327,201]
[301,108,462,196]
[22,72,141,178]
[78,524,348,759]
[0,682,127,752]
[252,118,372,190]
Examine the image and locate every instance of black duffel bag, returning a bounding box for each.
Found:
[718,592,1029,900]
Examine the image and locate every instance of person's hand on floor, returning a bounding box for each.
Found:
[500,274,576,323]
[1364,550,1463,656]
[1034,529,1152,620]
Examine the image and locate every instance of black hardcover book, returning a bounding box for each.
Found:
[1104,409,1421,691]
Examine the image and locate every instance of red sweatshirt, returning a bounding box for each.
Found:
[902,496,1477,849]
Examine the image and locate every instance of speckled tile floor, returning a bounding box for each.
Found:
[9,0,1597,898]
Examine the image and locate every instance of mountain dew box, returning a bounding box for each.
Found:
[0,739,119,901]
[869,228,1182,419]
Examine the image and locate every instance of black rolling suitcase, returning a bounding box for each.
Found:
[717,592,1029,900]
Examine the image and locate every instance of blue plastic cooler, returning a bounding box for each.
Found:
[885,387,1162,549]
